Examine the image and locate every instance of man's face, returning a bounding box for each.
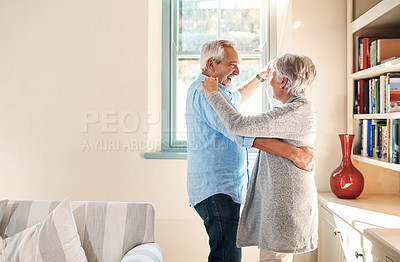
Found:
[212,47,240,88]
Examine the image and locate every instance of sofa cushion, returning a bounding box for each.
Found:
[121,243,163,262]
[0,200,8,230]
[3,201,60,238]
[0,199,87,262]
[2,201,156,262]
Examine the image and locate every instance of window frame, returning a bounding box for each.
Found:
[156,0,277,156]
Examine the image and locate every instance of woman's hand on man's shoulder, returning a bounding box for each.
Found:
[201,77,219,95]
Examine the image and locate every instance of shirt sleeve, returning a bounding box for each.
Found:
[243,136,255,149]
[206,91,317,140]
[230,90,242,107]
[192,88,255,149]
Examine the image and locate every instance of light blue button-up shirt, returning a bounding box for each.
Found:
[186,74,255,206]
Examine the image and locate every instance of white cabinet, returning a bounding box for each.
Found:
[319,204,364,262]
[364,228,400,262]
[318,204,345,262]
[363,236,383,262]
[336,216,364,261]
[318,194,400,262]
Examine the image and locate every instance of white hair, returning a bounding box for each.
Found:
[200,40,236,72]
[272,54,317,96]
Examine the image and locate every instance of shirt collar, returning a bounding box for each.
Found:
[287,95,296,103]
[198,74,229,91]
[287,94,306,104]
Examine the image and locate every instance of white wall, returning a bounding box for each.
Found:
[0,0,397,261]
[0,0,213,261]
[277,0,347,194]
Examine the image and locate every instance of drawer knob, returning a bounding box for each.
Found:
[333,230,341,235]
[355,252,363,258]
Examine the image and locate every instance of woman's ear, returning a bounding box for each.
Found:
[281,77,288,88]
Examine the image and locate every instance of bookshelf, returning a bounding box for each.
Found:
[347,0,400,169]
[352,57,400,80]
[350,0,400,34]
[352,155,400,171]
[354,112,400,119]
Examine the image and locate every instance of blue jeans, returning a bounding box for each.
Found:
[194,194,241,262]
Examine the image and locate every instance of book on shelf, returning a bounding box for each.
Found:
[370,79,373,114]
[353,73,400,114]
[354,80,360,114]
[358,37,362,71]
[376,122,386,158]
[367,119,372,156]
[361,119,368,157]
[353,79,367,114]
[372,78,379,113]
[364,79,369,114]
[372,121,376,157]
[377,39,400,65]
[390,119,399,163]
[360,79,365,114]
[359,120,396,162]
[371,40,377,67]
[379,56,400,64]
[357,37,400,71]
[382,125,388,160]
[359,120,363,153]
[388,73,400,112]
[380,74,387,114]
[358,37,378,70]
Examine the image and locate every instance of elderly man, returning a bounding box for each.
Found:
[185,40,314,262]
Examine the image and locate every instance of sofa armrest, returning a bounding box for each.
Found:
[121,243,163,262]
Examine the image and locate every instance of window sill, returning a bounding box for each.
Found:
[144,152,188,159]
[144,151,259,160]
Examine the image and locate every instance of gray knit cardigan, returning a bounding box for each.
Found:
[207,91,318,254]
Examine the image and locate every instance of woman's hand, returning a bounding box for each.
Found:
[201,77,219,95]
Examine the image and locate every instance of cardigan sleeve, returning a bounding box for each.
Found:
[190,88,255,148]
[206,91,317,140]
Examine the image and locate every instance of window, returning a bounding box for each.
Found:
[159,0,275,154]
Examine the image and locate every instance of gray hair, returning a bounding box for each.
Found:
[272,54,317,96]
[200,40,236,72]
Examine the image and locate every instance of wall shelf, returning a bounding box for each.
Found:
[353,112,400,119]
[352,155,400,171]
[351,58,400,80]
[351,0,400,35]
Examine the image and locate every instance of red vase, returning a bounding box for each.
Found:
[330,134,364,199]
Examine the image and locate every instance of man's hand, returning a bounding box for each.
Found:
[252,138,315,172]
[291,147,315,172]
[257,61,273,80]
[201,77,219,95]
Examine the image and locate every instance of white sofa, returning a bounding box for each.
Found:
[0,200,163,262]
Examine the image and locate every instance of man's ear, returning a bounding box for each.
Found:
[207,58,215,72]
[281,77,288,88]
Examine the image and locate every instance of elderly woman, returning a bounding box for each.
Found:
[201,53,318,262]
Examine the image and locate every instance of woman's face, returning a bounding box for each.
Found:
[268,69,287,102]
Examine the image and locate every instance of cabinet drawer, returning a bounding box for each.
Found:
[364,228,400,262]
[319,204,345,262]
[319,204,364,261]
[335,216,364,261]
[364,236,383,262]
